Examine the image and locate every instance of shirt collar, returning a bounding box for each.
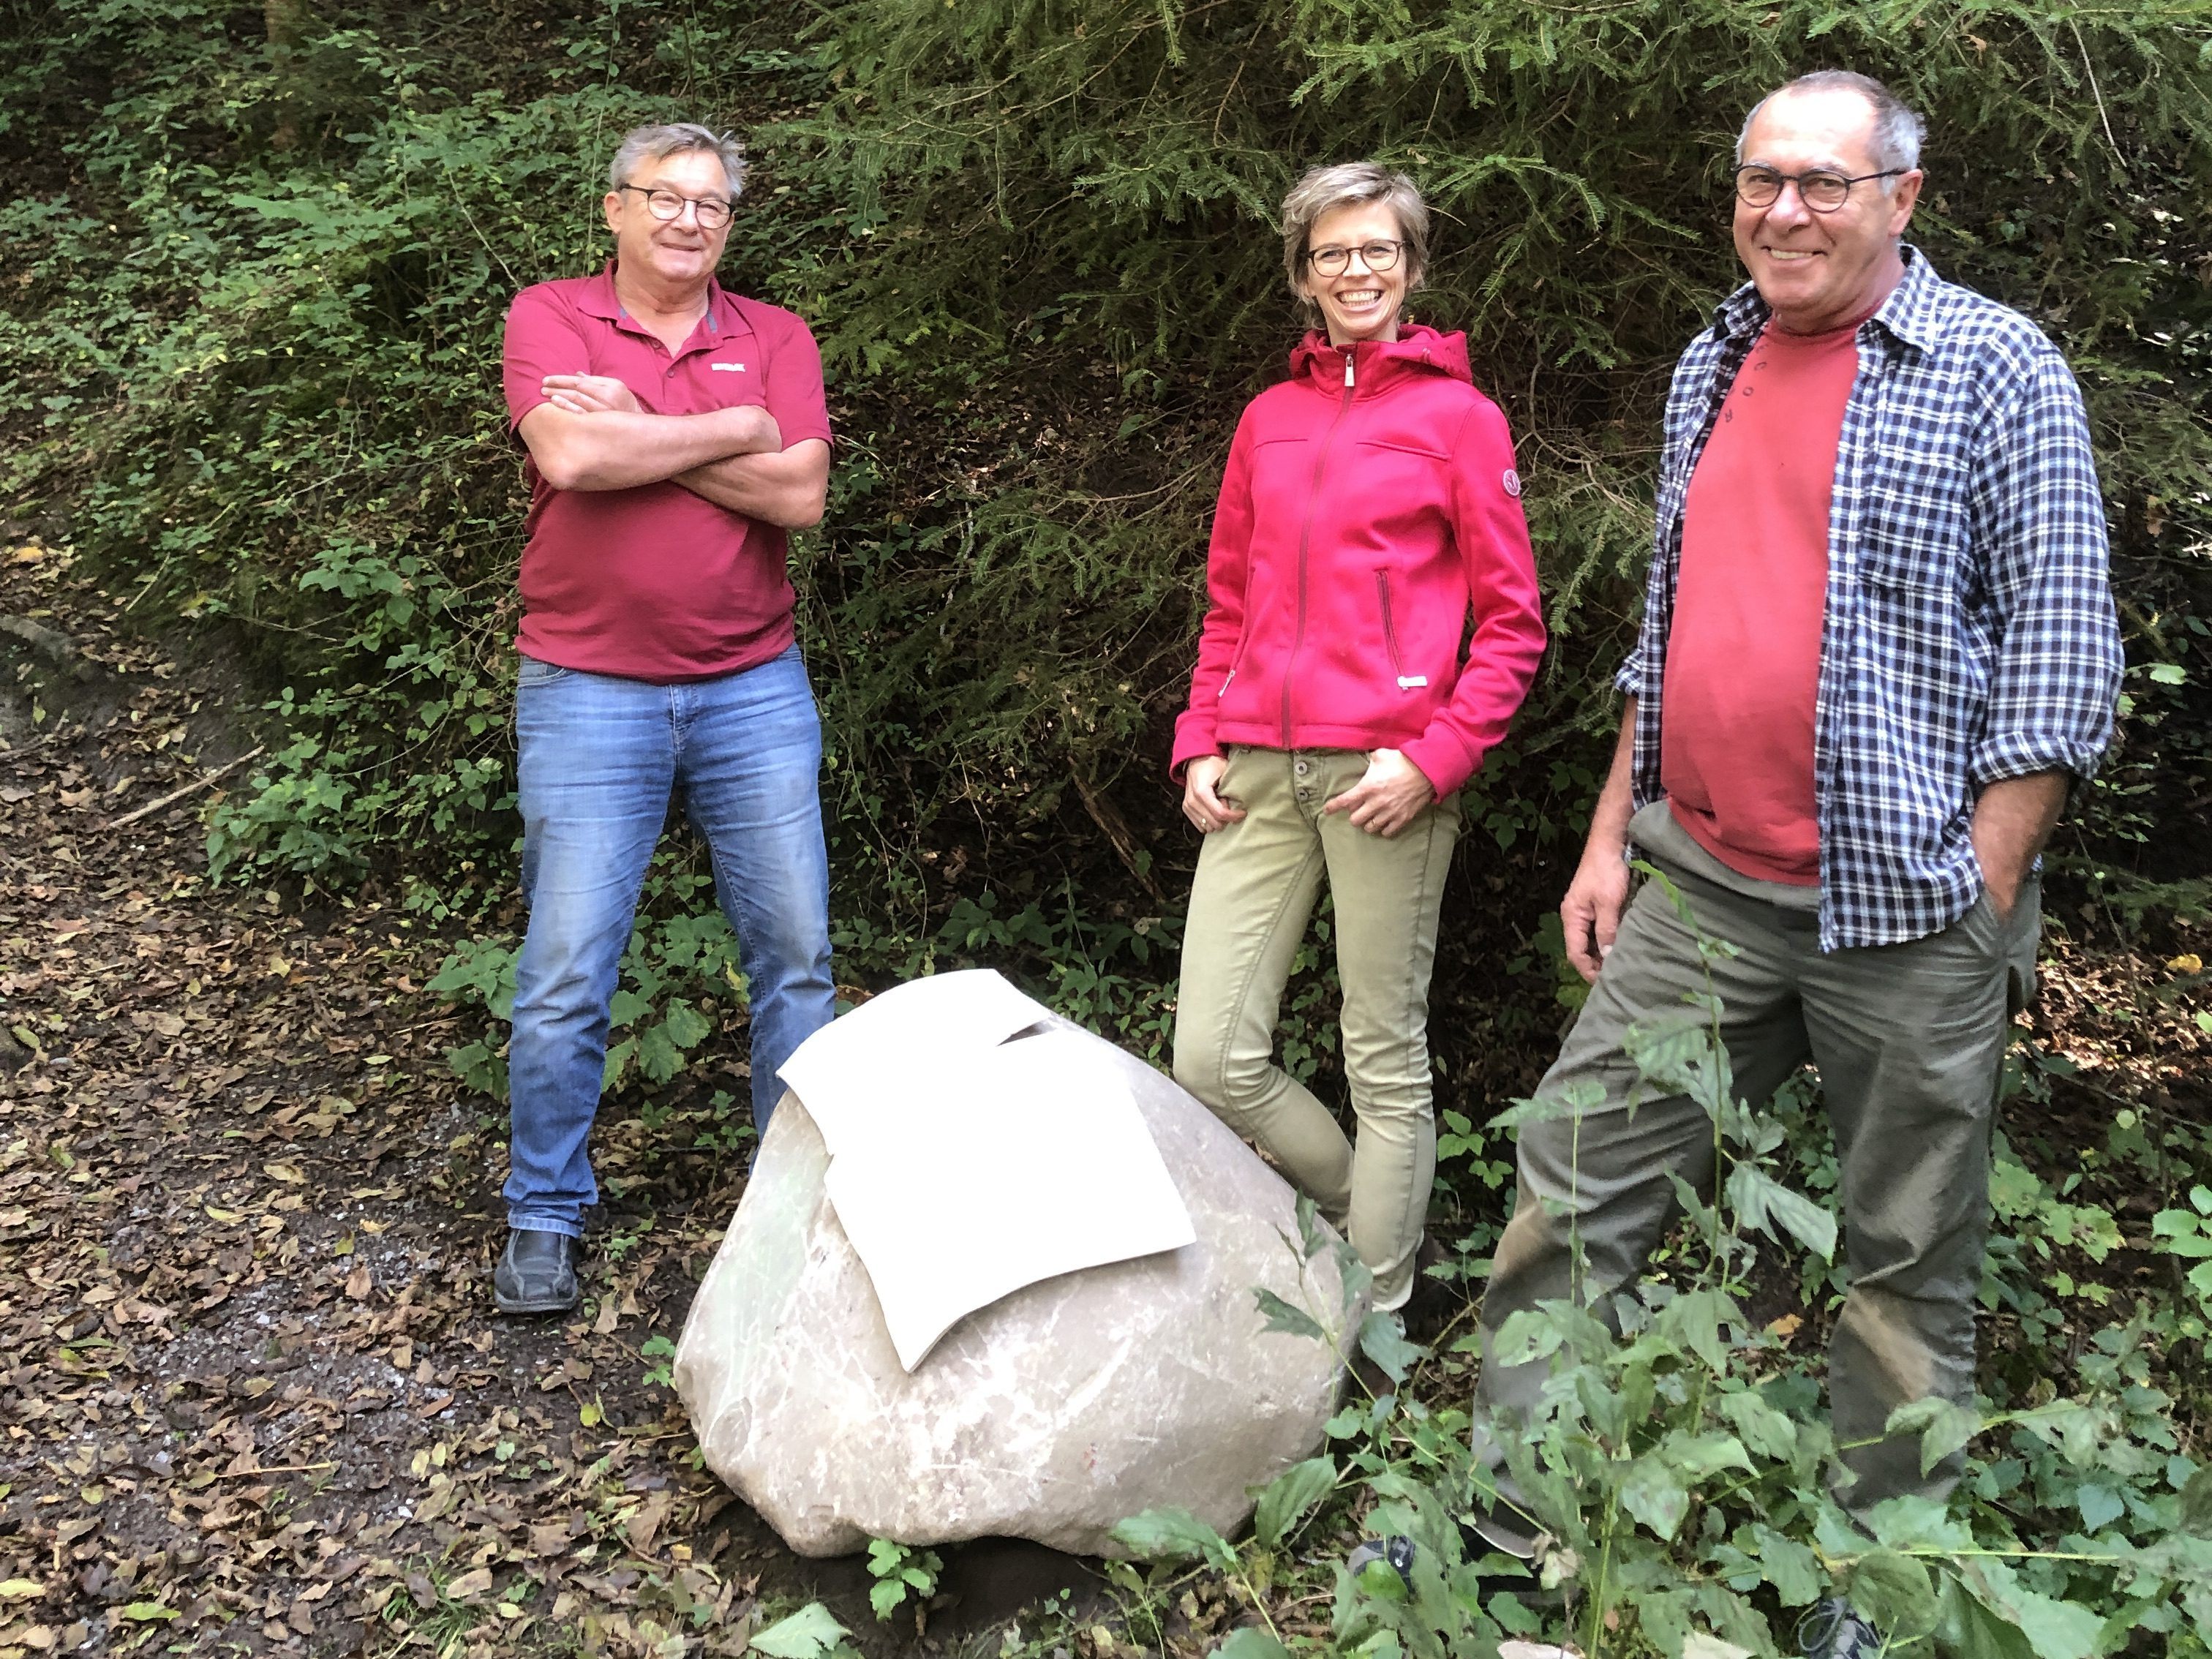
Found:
[1707,242,1942,356]
[576,260,742,342]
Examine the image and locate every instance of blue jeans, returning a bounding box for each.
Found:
[505,644,835,1237]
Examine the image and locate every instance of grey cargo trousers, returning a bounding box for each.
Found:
[1472,801,2039,1515]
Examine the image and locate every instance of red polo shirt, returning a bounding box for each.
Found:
[501,264,834,682]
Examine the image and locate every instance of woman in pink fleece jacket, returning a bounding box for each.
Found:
[1170,162,1547,1318]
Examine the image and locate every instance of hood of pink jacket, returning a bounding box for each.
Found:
[1286,323,1474,391]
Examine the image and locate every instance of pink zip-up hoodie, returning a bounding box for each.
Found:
[1171,325,1548,797]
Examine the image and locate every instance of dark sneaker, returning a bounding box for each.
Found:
[1798,1598,1881,1659]
[1346,1534,1416,1591]
[1402,1233,1464,1344]
[494,1227,582,1315]
[1466,1492,1540,1560]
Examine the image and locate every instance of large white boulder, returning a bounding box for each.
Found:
[672,1012,1363,1558]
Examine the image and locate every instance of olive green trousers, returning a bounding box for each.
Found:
[1473,801,2039,1516]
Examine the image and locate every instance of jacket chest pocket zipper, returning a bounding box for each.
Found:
[1374,571,1426,690]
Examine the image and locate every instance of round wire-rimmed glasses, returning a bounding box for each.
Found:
[1733,164,1906,214]
[1304,238,1406,277]
[617,184,734,230]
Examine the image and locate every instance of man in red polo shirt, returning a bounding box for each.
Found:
[492,123,836,1315]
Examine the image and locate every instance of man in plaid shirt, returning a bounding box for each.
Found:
[1470,71,2123,1556]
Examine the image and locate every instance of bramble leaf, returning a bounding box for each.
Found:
[1619,1455,1691,1541]
[1110,1507,1235,1569]
[1253,1288,1325,1343]
[1357,1311,1423,1386]
[1252,1456,1335,1549]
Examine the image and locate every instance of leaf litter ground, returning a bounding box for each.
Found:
[0,544,1120,1658]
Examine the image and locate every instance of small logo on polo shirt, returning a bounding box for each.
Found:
[1502,468,1522,497]
[710,362,747,372]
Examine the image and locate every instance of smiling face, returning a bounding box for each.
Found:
[602,147,734,297]
[1733,86,1921,334]
[1299,200,1412,347]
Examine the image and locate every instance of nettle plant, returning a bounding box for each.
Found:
[1113,870,2211,1659]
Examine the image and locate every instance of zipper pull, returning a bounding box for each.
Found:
[1219,669,1235,698]
[1344,350,1355,390]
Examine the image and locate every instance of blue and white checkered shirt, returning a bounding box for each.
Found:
[1620,246,2123,951]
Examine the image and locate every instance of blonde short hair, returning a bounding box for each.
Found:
[1279,162,1430,320]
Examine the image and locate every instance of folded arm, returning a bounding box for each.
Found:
[674,439,832,530]
[517,375,782,492]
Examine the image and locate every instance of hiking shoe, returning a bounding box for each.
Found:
[1402,1233,1464,1344]
[1798,1598,1881,1659]
[494,1227,582,1315]
[1346,1534,1415,1590]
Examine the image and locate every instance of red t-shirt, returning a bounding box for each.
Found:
[1661,311,1870,884]
[500,264,834,682]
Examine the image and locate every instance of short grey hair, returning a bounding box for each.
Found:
[1280,162,1430,319]
[1737,71,1926,178]
[608,123,748,199]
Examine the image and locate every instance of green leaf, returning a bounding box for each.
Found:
[1962,1566,2102,1659]
[2151,1210,2212,1257]
[1942,1580,2035,1659]
[748,1602,849,1658]
[1884,1396,1979,1476]
[1748,1526,1822,1606]
[2147,661,2187,685]
[1618,1454,1691,1541]
[1726,1162,1838,1261]
[661,996,712,1049]
[1253,1288,1326,1343]
[868,1579,906,1620]
[1847,1549,1938,1636]
[1658,1432,1752,1481]
[1110,1507,1234,1568]
[1252,1456,1335,1549]
[1357,1312,1423,1386]
[2179,1464,2212,1537]
[1658,1285,1732,1374]
[1715,1389,1799,1464]
[120,1603,181,1623]
[1211,1629,1292,1659]
[1865,1494,1965,1551]
[1294,1192,1327,1261]
[2074,1483,2123,1532]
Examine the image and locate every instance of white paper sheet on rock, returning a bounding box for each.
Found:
[776,970,1197,1370]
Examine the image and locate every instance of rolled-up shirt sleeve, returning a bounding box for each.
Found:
[1965,347,2124,787]
[1614,644,1648,699]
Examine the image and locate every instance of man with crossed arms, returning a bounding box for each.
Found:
[493,124,835,1314]
[1470,69,2123,1573]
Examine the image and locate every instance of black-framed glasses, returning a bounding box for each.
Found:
[1304,238,1404,277]
[617,184,734,230]
[1734,164,1905,214]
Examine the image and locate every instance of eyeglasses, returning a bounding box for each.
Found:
[617,184,734,230]
[1304,239,1404,277]
[1733,164,1905,214]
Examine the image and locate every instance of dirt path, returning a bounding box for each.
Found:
[0,544,1104,1658]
